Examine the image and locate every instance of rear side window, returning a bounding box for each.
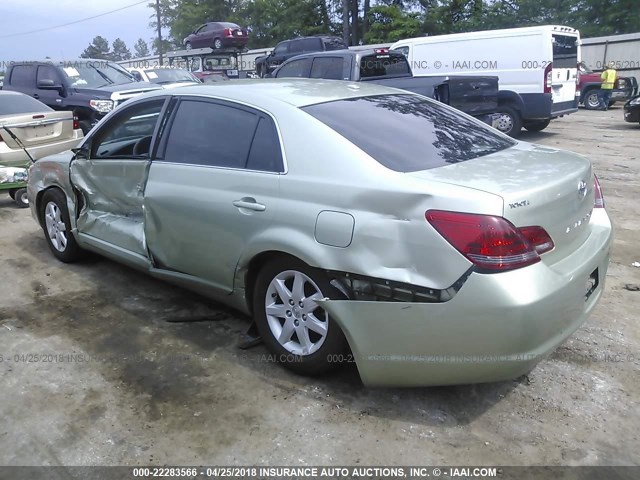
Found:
[323,38,348,51]
[552,35,578,69]
[311,57,344,80]
[302,95,515,172]
[289,40,304,54]
[359,54,410,78]
[246,117,284,172]
[9,65,36,88]
[162,100,259,169]
[301,38,322,52]
[276,58,311,78]
[0,93,52,115]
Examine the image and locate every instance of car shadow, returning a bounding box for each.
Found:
[13,230,521,429]
[518,130,558,142]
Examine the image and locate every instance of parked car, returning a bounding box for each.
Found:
[183,22,249,50]
[273,48,500,127]
[27,80,612,387]
[255,36,348,77]
[2,60,161,134]
[577,61,638,109]
[1,91,83,207]
[392,25,582,135]
[623,95,640,124]
[167,50,240,81]
[127,67,201,88]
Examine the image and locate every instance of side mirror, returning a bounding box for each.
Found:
[38,79,64,93]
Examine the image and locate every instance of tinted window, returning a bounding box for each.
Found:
[276,59,310,78]
[303,95,515,172]
[163,100,258,168]
[310,57,345,80]
[92,100,163,159]
[289,40,304,54]
[9,65,36,88]
[552,35,578,68]
[359,54,410,78]
[0,93,51,115]
[323,37,349,51]
[246,117,284,172]
[273,42,288,55]
[301,38,322,52]
[36,65,61,86]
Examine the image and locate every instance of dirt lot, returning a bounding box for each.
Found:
[0,108,638,468]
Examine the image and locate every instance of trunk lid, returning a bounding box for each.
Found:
[0,111,74,150]
[409,142,595,263]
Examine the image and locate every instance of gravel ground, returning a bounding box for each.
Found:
[0,107,638,468]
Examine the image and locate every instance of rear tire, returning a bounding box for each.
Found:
[213,38,222,49]
[14,188,29,208]
[8,189,16,200]
[494,105,522,137]
[252,257,349,376]
[524,119,551,132]
[39,189,84,262]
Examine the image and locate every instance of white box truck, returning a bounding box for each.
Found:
[391,26,580,136]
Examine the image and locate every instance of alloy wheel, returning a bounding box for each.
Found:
[44,201,68,252]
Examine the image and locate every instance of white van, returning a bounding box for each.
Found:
[391,26,580,136]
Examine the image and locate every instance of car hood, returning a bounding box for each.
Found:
[73,82,161,95]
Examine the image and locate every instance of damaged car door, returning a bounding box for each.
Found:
[69,97,167,261]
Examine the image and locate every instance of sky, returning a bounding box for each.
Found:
[0,0,158,69]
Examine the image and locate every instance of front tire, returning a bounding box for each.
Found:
[14,188,29,208]
[584,89,600,110]
[185,41,192,50]
[494,105,522,137]
[253,257,349,375]
[39,189,83,262]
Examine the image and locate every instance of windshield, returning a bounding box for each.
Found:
[145,69,199,84]
[60,62,135,88]
[303,94,515,172]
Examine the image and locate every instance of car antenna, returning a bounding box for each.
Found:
[1,126,36,163]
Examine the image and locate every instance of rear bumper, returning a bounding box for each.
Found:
[319,210,613,387]
[0,130,83,163]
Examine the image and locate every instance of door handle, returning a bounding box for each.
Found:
[233,198,266,212]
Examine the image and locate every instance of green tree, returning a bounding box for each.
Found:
[364,5,423,43]
[111,38,132,61]
[80,36,111,59]
[133,38,151,58]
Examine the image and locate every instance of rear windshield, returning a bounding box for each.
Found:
[359,54,410,78]
[0,93,52,116]
[552,34,578,69]
[302,94,515,172]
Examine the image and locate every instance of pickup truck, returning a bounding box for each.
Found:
[2,60,161,134]
[578,62,638,110]
[271,48,500,129]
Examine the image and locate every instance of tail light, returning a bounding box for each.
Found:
[374,48,389,54]
[576,62,580,85]
[593,175,605,208]
[426,210,555,272]
[73,116,79,130]
[224,28,232,37]
[544,62,553,93]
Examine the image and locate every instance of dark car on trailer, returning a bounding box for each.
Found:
[183,22,249,50]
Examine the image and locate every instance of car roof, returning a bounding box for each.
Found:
[138,78,408,108]
[10,59,117,66]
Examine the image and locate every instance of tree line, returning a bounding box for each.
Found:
[80,37,152,60]
[81,0,639,58]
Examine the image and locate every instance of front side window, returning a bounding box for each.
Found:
[92,99,164,159]
[36,66,62,86]
[276,58,311,78]
[302,94,515,172]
